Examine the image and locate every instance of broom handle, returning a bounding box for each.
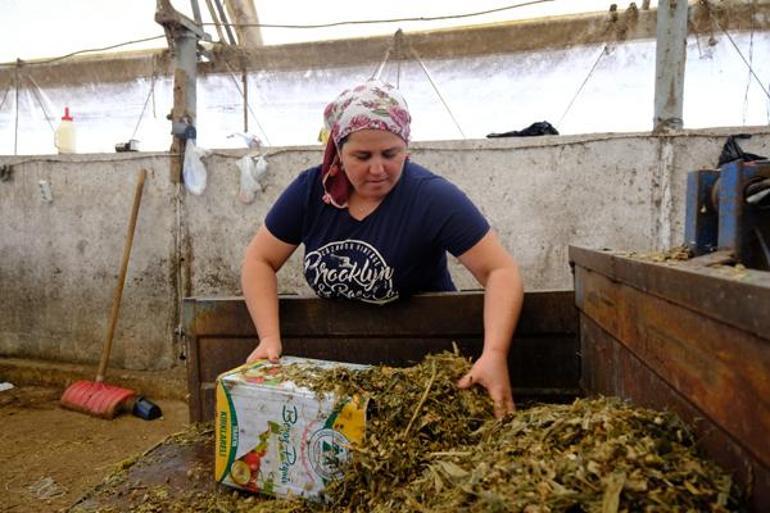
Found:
[96,168,147,382]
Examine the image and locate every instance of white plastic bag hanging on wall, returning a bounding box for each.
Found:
[183,140,211,195]
[238,155,268,204]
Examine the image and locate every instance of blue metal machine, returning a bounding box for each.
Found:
[685,159,770,270]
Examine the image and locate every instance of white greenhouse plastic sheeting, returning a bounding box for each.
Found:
[2,1,660,61]
[1,32,769,155]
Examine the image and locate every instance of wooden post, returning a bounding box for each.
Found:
[653,0,689,132]
[225,0,263,47]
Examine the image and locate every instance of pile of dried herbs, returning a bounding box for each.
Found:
[76,352,744,513]
[615,246,693,263]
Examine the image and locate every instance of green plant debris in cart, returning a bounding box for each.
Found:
[75,352,744,512]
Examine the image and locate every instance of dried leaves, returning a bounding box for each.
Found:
[614,246,693,263]
[402,398,741,513]
[78,352,744,513]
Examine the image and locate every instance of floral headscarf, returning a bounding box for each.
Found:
[320,80,411,208]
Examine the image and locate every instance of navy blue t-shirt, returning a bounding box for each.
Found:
[265,160,489,304]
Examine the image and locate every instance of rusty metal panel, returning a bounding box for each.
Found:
[509,336,579,390]
[183,291,577,338]
[575,266,770,468]
[183,291,579,423]
[580,315,770,512]
[197,337,257,382]
[573,246,770,512]
[569,246,770,339]
[281,337,477,366]
[579,314,620,396]
[193,335,579,387]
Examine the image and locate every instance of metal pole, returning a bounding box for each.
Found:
[156,0,209,181]
[204,0,226,44]
[242,68,248,132]
[170,29,199,182]
[190,0,202,24]
[213,0,237,45]
[653,0,689,132]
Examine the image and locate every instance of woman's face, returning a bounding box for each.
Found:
[339,129,408,201]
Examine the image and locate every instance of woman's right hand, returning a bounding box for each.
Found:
[246,337,282,363]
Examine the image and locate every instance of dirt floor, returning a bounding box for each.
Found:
[0,385,189,513]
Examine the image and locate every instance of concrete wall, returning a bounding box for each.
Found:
[2,128,769,370]
[0,155,180,370]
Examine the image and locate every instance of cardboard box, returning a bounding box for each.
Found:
[214,357,368,499]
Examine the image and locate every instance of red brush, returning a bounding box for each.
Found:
[60,380,136,418]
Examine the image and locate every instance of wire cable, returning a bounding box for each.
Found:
[407,42,466,138]
[710,7,770,101]
[213,0,237,45]
[1,1,552,70]
[371,46,393,81]
[0,82,11,111]
[741,0,756,124]
[25,73,56,133]
[558,44,609,129]
[130,68,158,141]
[2,35,166,68]
[371,30,408,85]
[3,153,182,168]
[0,1,553,69]
[201,0,553,29]
[204,0,227,44]
[222,61,272,146]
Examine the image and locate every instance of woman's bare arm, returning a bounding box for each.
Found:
[456,230,524,417]
[241,225,298,362]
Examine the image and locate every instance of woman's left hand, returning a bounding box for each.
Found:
[457,350,515,418]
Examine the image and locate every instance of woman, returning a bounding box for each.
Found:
[241,81,523,417]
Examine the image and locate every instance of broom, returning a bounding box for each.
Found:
[61,168,159,419]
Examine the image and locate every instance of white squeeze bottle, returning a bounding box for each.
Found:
[54,107,76,153]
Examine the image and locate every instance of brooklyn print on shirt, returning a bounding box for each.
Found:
[303,240,398,304]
